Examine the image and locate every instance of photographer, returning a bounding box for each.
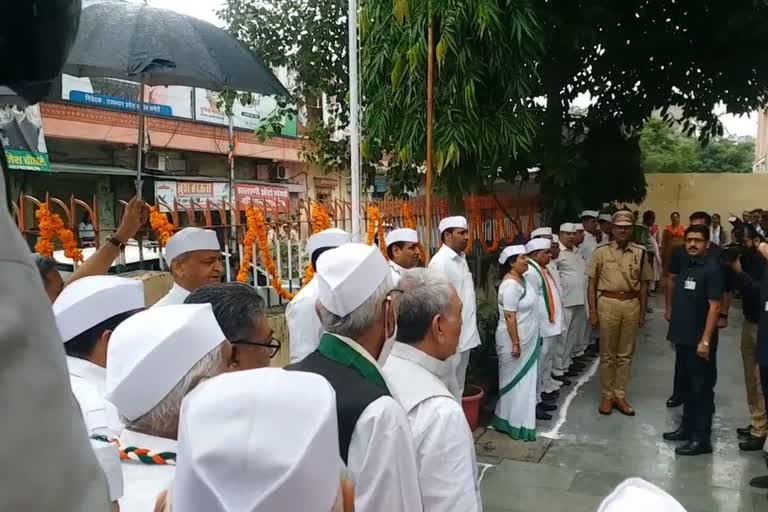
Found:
[728,225,768,451]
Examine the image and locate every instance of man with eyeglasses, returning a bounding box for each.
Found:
[186,282,280,370]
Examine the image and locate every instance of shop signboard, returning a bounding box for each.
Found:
[62,74,193,119]
[193,88,297,137]
[154,181,289,212]
[0,104,50,171]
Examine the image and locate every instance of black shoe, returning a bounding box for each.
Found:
[536,407,553,421]
[749,475,768,489]
[675,440,713,456]
[542,394,558,403]
[539,403,557,412]
[569,363,586,371]
[666,395,683,408]
[663,427,690,442]
[552,375,572,385]
[737,426,753,438]
[565,371,579,378]
[542,390,560,400]
[739,435,767,451]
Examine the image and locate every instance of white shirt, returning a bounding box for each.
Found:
[428,245,481,352]
[286,278,322,363]
[555,243,586,307]
[579,231,599,264]
[330,335,424,512]
[384,343,481,512]
[525,260,563,337]
[152,282,190,308]
[389,261,408,285]
[119,429,177,512]
[67,356,122,437]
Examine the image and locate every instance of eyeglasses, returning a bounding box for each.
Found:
[231,336,282,359]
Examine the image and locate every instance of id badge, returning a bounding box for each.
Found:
[684,278,696,291]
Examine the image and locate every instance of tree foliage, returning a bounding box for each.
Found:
[640,118,754,173]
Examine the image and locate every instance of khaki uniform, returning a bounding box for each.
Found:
[741,321,768,436]
[588,241,653,400]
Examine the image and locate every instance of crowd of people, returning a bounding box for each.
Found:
[26,195,761,511]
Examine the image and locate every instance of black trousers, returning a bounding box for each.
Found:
[678,341,719,442]
[761,365,768,469]
[673,344,718,397]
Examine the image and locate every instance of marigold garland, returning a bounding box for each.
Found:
[35,204,84,263]
[478,211,503,254]
[303,203,333,286]
[237,207,259,283]
[366,205,387,258]
[403,202,417,229]
[149,207,175,247]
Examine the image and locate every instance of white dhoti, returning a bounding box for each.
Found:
[446,350,471,401]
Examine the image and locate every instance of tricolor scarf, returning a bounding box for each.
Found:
[91,434,176,465]
[529,261,556,324]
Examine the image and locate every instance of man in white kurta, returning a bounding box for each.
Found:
[105,304,231,512]
[288,243,423,512]
[555,223,589,378]
[384,269,481,512]
[153,227,222,307]
[429,216,481,399]
[173,368,350,512]
[579,211,603,356]
[54,275,145,437]
[286,228,350,363]
[525,238,563,419]
[385,227,420,285]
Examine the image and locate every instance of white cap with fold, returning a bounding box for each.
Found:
[525,238,551,253]
[164,227,220,265]
[316,243,390,317]
[531,227,553,238]
[498,245,526,264]
[105,304,226,422]
[306,228,351,256]
[53,275,144,343]
[597,478,686,512]
[552,234,559,243]
[438,216,468,233]
[574,223,585,231]
[173,368,341,512]
[580,210,599,219]
[385,228,418,247]
[598,214,613,223]
[559,223,576,233]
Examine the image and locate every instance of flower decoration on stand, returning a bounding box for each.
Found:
[149,206,175,247]
[478,210,502,254]
[237,207,259,283]
[366,205,387,259]
[35,204,84,263]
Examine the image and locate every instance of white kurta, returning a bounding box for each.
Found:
[384,342,481,512]
[537,261,563,397]
[286,278,322,363]
[555,244,588,373]
[579,231,599,265]
[119,429,177,512]
[332,336,424,512]
[389,261,409,286]
[151,282,190,308]
[67,356,122,437]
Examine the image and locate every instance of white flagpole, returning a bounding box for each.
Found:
[348,0,361,241]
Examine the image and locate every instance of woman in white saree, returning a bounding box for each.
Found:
[491,245,541,441]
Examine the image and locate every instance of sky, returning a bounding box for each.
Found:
[149,0,758,137]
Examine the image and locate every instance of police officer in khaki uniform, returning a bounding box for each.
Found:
[588,210,653,416]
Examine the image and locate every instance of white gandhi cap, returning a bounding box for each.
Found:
[574,223,585,231]
[385,228,418,247]
[580,210,599,219]
[531,227,553,238]
[164,227,220,265]
[559,223,576,233]
[306,228,351,256]
[54,275,144,343]
[525,238,551,253]
[316,243,391,317]
[438,216,468,233]
[599,214,613,223]
[498,245,526,264]
[598,478,686,512]
[173,368,341,512]
[105,303,226,422]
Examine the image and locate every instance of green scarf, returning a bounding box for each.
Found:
[317,333,390,393]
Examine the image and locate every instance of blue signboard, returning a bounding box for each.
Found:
[69,90,174,117]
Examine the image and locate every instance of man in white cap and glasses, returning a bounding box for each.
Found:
[53,275,145,437]
[429,215,481,400]
[579,210,601,263]
[287,243,423,512]
[385,227,420,284]
[153,227,223,308]
[168,368,353,512]
[105,304,232,512]
[383,268,482,511]
[287,227,351,363]
[525,238,563,420]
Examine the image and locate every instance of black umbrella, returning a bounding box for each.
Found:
[64,0,288,95]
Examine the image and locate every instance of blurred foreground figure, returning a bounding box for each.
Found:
[171,368,353,512]
[0,0,113,510]
[597,478,686,512]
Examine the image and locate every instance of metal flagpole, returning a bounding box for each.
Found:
[227,115,235,282]
[348,0,361,241]
[136,74,146,267]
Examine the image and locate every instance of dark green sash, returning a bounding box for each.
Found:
[317,333,390,393]
[497,339,542,397]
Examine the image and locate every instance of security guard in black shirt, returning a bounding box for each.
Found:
[663,225,723,456]
[749,241,768,489]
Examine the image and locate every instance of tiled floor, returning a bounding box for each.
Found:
[480,300,768,511]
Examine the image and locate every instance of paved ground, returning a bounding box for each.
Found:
[479,298,768,512]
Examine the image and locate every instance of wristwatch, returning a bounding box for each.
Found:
[107,236,126,249]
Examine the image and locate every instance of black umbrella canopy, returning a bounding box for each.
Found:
[63,1,288,96]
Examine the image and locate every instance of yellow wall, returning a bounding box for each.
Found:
[637,173,768,225]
